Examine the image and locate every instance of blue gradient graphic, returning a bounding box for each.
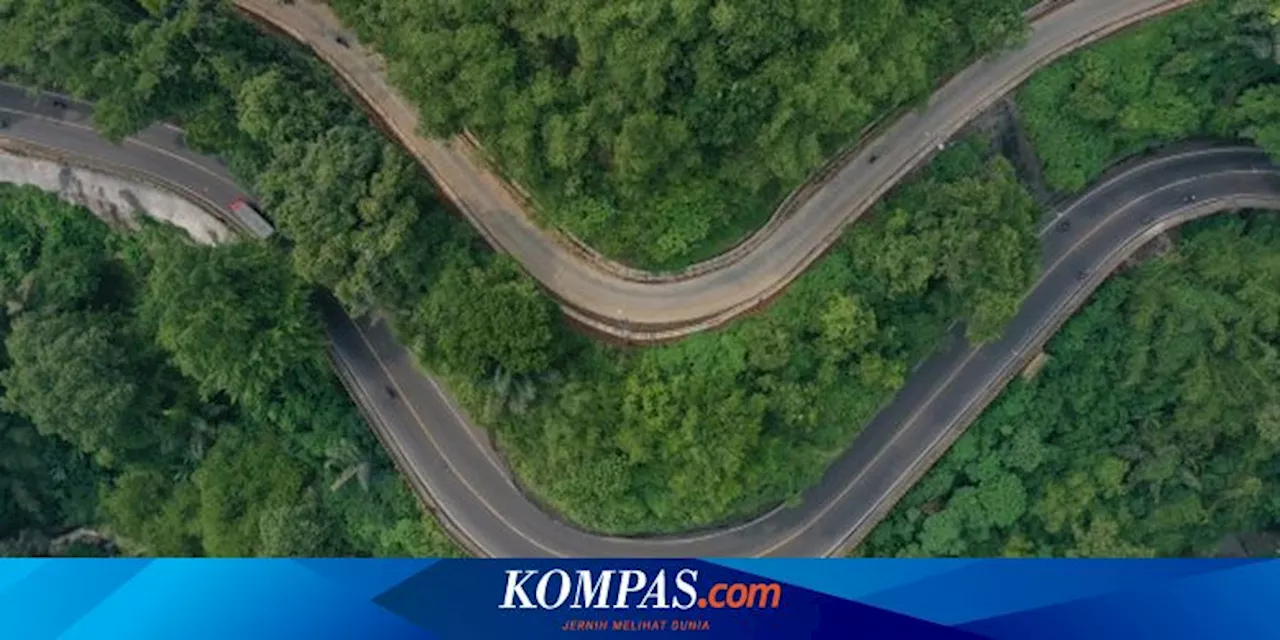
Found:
[4,559,1275,639]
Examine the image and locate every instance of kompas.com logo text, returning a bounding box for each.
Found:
[498,568,783,611]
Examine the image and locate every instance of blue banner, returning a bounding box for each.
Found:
[3,558,1274,639]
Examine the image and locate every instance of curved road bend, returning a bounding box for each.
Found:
[4,86,1278,558]
[7,85,1266,556]
[322,146,1280,556]
[235,0,1201,341]
[3,87,1277,556]
[0,85,245,210]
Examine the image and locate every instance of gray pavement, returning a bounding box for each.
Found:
[237,0,1201,341]
[1,86,1267,555]
[1,0,1271,556]
[322,146,1280,557]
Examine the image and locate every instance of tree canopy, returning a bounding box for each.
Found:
[330,0,1035,267]
[1019,0,1280,192]
[2,311,166,468]
[493,139,1042,532]
[0,184,460,558]
[3,0,1278,549]
[861,216,1280,557]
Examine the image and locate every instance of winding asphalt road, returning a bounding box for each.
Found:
[235,0,1201,341]
[1,84,1275,556]
[324,146,1280,556]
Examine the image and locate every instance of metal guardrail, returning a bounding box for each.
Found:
[0,138,237,231]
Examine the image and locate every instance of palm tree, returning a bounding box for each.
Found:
[325,437,371,493]
[482,366,539,422]
[163,401,230,479]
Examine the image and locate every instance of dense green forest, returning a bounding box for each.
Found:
[328,0,1036,268]
[1020,0,1280,192]
[484,140,1040,531]
[3,0,1280,548]
[0,186,460,557]
[859,0,1280,557]
[0,0,567,545]
[0,0,1043,535]
[860,215,1280,557]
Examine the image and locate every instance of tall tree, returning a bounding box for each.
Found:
[1,311,171,467]
[141,233,326,413]
[416,257,559,378]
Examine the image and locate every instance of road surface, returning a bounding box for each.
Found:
[1,85,1273,555]
[234,0,1201,341]
[321,146,1280,556]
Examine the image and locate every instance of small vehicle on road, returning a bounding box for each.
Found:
[51,99,68,109]
[1057,220,1070,232]
[228,198,276,239]
[1184,193,1197,203]
[385,386,398,400]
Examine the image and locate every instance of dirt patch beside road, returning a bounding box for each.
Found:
[0,141,232,245]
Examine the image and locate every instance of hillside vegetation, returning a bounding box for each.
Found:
[2,0,1279,545]
[0,0,1049,534]
[1020,0,1280,192]
[0,186,460,557]
[860,215,1280,557]
[860,0,1280,558]
[490,140,1040,531]
[329,0,1036,268]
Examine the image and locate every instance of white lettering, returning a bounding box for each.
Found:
[614,570,648,609]
[637,569,669,609]
[672,569,699,610]
[535,569,572,608]
[500,570,538,609]
[570,570,615,609]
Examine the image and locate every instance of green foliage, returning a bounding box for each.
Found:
[1234,83,1280,158]
[258,491,342,557]
[0,0,485,555]
[255,126,434,314]
[143,237,325,409]
[4,0,1275,550]
[326,478,466,558]
[100,469,201,556]
[861,216,1280,558]
[1019,0,1280,192]
[844,153,1040,343]
[193,427,308,557]
[495,140,1041,533]
[0,408,96,542]
[415,257,559,379]
[0,0,1046,536]
[1,311,169,468]
[0,186,114,313]
[330,0,1035,267]
[0,184,461,558]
